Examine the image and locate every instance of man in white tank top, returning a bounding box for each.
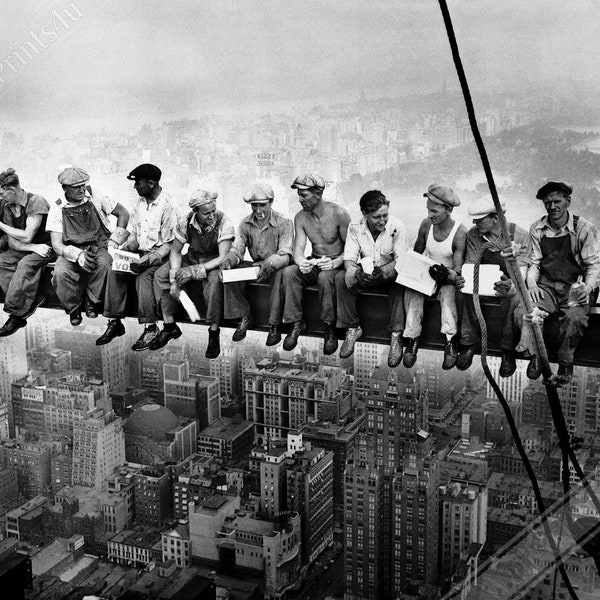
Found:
[403,184,466,369]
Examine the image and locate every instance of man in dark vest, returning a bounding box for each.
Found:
[0,168,55,335]
[456,197,529,376]
[520,180,600,385]
[47,167,129,326]
[151,188,235,358]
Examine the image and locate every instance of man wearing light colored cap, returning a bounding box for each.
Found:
[95,163,177,350]
[518,180,600,385]
[221,183,293,342]
[0,168,55,336]
[456,196,528,376]
[47,167,129,326]
[275,173,350,354]
[402,184,466,370]
[150,186,235,359]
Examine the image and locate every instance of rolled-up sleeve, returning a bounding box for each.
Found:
[526,225,543,285]
[159,202,176,245]
[579,222,600,289]
[229,222,250,265]
[173,213,190,244]
[343,222,361,264]
[391,221,408,263]
[218,215,236,243]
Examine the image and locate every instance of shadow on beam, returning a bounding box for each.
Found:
[10,268,600,370]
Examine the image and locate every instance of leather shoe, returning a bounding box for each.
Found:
[555,364,574,386]
[149,325,183,350]
[442,338,458,370]
[323,323,338,355]
[283,320,306,351]
[340,326,362,359]
[499,350,517,378]
[232,316,254,342]
[22,295,46,320]
[131,326,160,351]
[0,315,27,337]
[70,311,83,326]
[388,332,404,367]
[402,336,418,368]
[205,328,221,359]
[526,355,542,380]
[266,325,282,347]
[457,345,476,371]
[85,299,99,319]
[96,319,125,345]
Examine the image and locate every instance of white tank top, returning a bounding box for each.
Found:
[424,220,460,268]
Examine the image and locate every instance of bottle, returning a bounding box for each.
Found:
[567,275,585,307]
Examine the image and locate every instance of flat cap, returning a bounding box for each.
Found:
[423,183,460,207]
[58,167,90,186]
[535,180,572,200]
[468,196,506,219]
[243,183,274,203]
[291,173,325,190]
[127,163,162,182]
[189,188,218,209]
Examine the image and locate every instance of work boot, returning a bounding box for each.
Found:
[457,345,476,371]
[149,324,182,350]
[0,315,27,337]
[283,320,306,351]
[389,332,404,368]
[402,336,419,368]
[85,299,99,319]
[96,319,126,345]
[323,323,338,356]
[499,350,517,378]
[442,338,458,370]
[70,310,83,327]
[232,316,254,342]
[266,325,282,347]
[340,326,362,359]
[526,355,542,380]
[555,364,574,386]
[205,328,221,359]
[131,325,160,352]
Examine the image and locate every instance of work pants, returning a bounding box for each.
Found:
[404,284,458,339]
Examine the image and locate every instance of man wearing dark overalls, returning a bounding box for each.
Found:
[522,181,600,385]
[47,167,129,326]
[151,188,235,358]
[456,197,529,376]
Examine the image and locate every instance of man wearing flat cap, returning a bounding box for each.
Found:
[221,183,293,342]
[276,173,351,354]
[0,167,55,336]
[95,163,177,350]
[150,186,235,358]
[403,184,466,369]
[456,196,529,376]
[47,167,129,326]
[518,180,600,385]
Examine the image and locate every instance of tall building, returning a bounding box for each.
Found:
[0,440,51,498]
[345,366,439,599]
[0,327,27,440]
[353,342,387,395]
[209,343,242,398]
[71,408,125,490]
[134,466,173,527]
[486,356,529,404]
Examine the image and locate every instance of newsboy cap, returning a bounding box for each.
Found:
[127,163,162,182]
[189,188,218,209]
[291,173,325,191]
[244,183,274,203]
[468,196,506,219]
[535,180,572,200]
[58,167,90,186]
[423,183,460,207]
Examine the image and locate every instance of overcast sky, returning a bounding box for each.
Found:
[1,0,599,133]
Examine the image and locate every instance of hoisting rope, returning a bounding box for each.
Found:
[437,0,600,593]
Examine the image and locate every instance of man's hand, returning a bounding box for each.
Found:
[107,239,119,250]
[454,274,465,290]
[379,262,397,281]
[121,239,139,252]
[316,257,334,271]
[32,244,53,258]
[77,250,95,273]
[169,282,181,299]
[175,264,207,285]
[576,283,592,305]
[493,275,516,297]
[345,267,359,289]
[500,242,524,259]
[529,285,545,304]
[256,262,275,283]
[429,264,450,284]
[298,259,314,274]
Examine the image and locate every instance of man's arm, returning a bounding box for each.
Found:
[578,221,600,293]
[293,213,311,273]
[107,202,130,248]
[451,225,467,276]
[413,219,429,254]
[4,214,52,256]
[224,223,248,268]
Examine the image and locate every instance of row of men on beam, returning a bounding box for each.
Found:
[0,164,598,385]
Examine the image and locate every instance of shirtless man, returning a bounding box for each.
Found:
[402,184,466,369]
[278,174,351,354]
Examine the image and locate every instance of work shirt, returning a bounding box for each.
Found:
[527,212,600,289]
[343,215,408,267]
[46,187,116,235]
[228,210,293,269]
[1,190,51,244]
[174,210,235,246]
[129,192,177,252]
[464,223,529,269]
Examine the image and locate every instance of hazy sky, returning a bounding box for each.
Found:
[1,0,599,131]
